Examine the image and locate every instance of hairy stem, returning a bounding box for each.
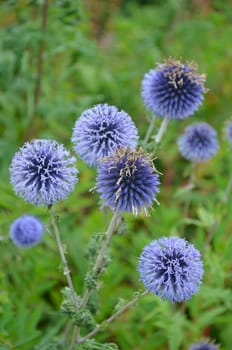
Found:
[76,211,120,341]
[92,211,119,276]
[154,116,170,144]
[77,290,148,344]
[49,207,78,310]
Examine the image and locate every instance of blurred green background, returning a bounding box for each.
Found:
[0,0,232,349]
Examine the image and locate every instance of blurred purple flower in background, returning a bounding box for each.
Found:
[72,104,138,167]
[189,340,219,350]
[138,236,203,302]
[10,140,78,205]
[141,58,206,119]
[177,122,219,162]
[225,119,232,146]
[10,215,43,248]
[96,147,160,215]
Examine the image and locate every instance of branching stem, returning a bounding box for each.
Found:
[76,211,120,342]
[77,290,148,344]
[79,211,119,309]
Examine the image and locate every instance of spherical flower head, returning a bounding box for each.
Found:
[138,236,203,303]
[141,58,207,119]
[10,215,43,248]
[96,147,160,215]
[72,104,138,167]
[189,340,219,350]
[225,119,232,146]
[10,139,78,205]
[177,122,219,162]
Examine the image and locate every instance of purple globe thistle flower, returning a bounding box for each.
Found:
[138,236,203,303]
[225,119,232,146]
[96,147,160,215]
[141,58,207,119]
[72,104,138,167]
[10,140,78,206]
[189,340,219,350]
[177,122,219,162]
[10,215,43,248]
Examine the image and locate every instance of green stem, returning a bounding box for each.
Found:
[77,290,148,344]
[80,211,119,309]
[143,115,156,146]
[154,116,170,144]
[76,211,120,341]
[190,162,196,186]
[49,207,78,310]
[25,0,49,140]
[93,211,119,275]
[222,172,232,203]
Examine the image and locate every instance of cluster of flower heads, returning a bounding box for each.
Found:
[7,54,225,350]
[96,147,160,215]
[177,122,219,162]
[10,215,43,248]
[72,104,138,167]
[138,236,203,303]
[10,139,78,206]
[8,56,224,342]
[141,58,207,119]
[189,340,219,350]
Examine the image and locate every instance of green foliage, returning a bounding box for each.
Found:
[1,0,232,349]
[76,339,119,350]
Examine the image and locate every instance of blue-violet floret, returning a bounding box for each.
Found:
[72,104,138,167]
[10,215,43,248]
[189,340,219,350]
[10,139,78,205]
[177,122,219,162]
[96,147,160,215]
[141,58,207,119]
[138,236,203,303]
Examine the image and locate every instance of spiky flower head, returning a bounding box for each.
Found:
[96,147,160,215]
[225,119,232,146]
[72,104,138,167]
[189,340,219,350]
[138,236,203,303]
[10,215,43,247]
[10,139,78,205]
[141,58,207,119]
[177,122,219,162]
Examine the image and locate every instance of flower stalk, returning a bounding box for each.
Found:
[154,116,170,144]
[77,290,148,344]
[75,211,120,343]
[79,211,120,309]
[49,207,78,310]
[143,115,156,146]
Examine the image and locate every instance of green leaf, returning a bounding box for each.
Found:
[197,207,215,227]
